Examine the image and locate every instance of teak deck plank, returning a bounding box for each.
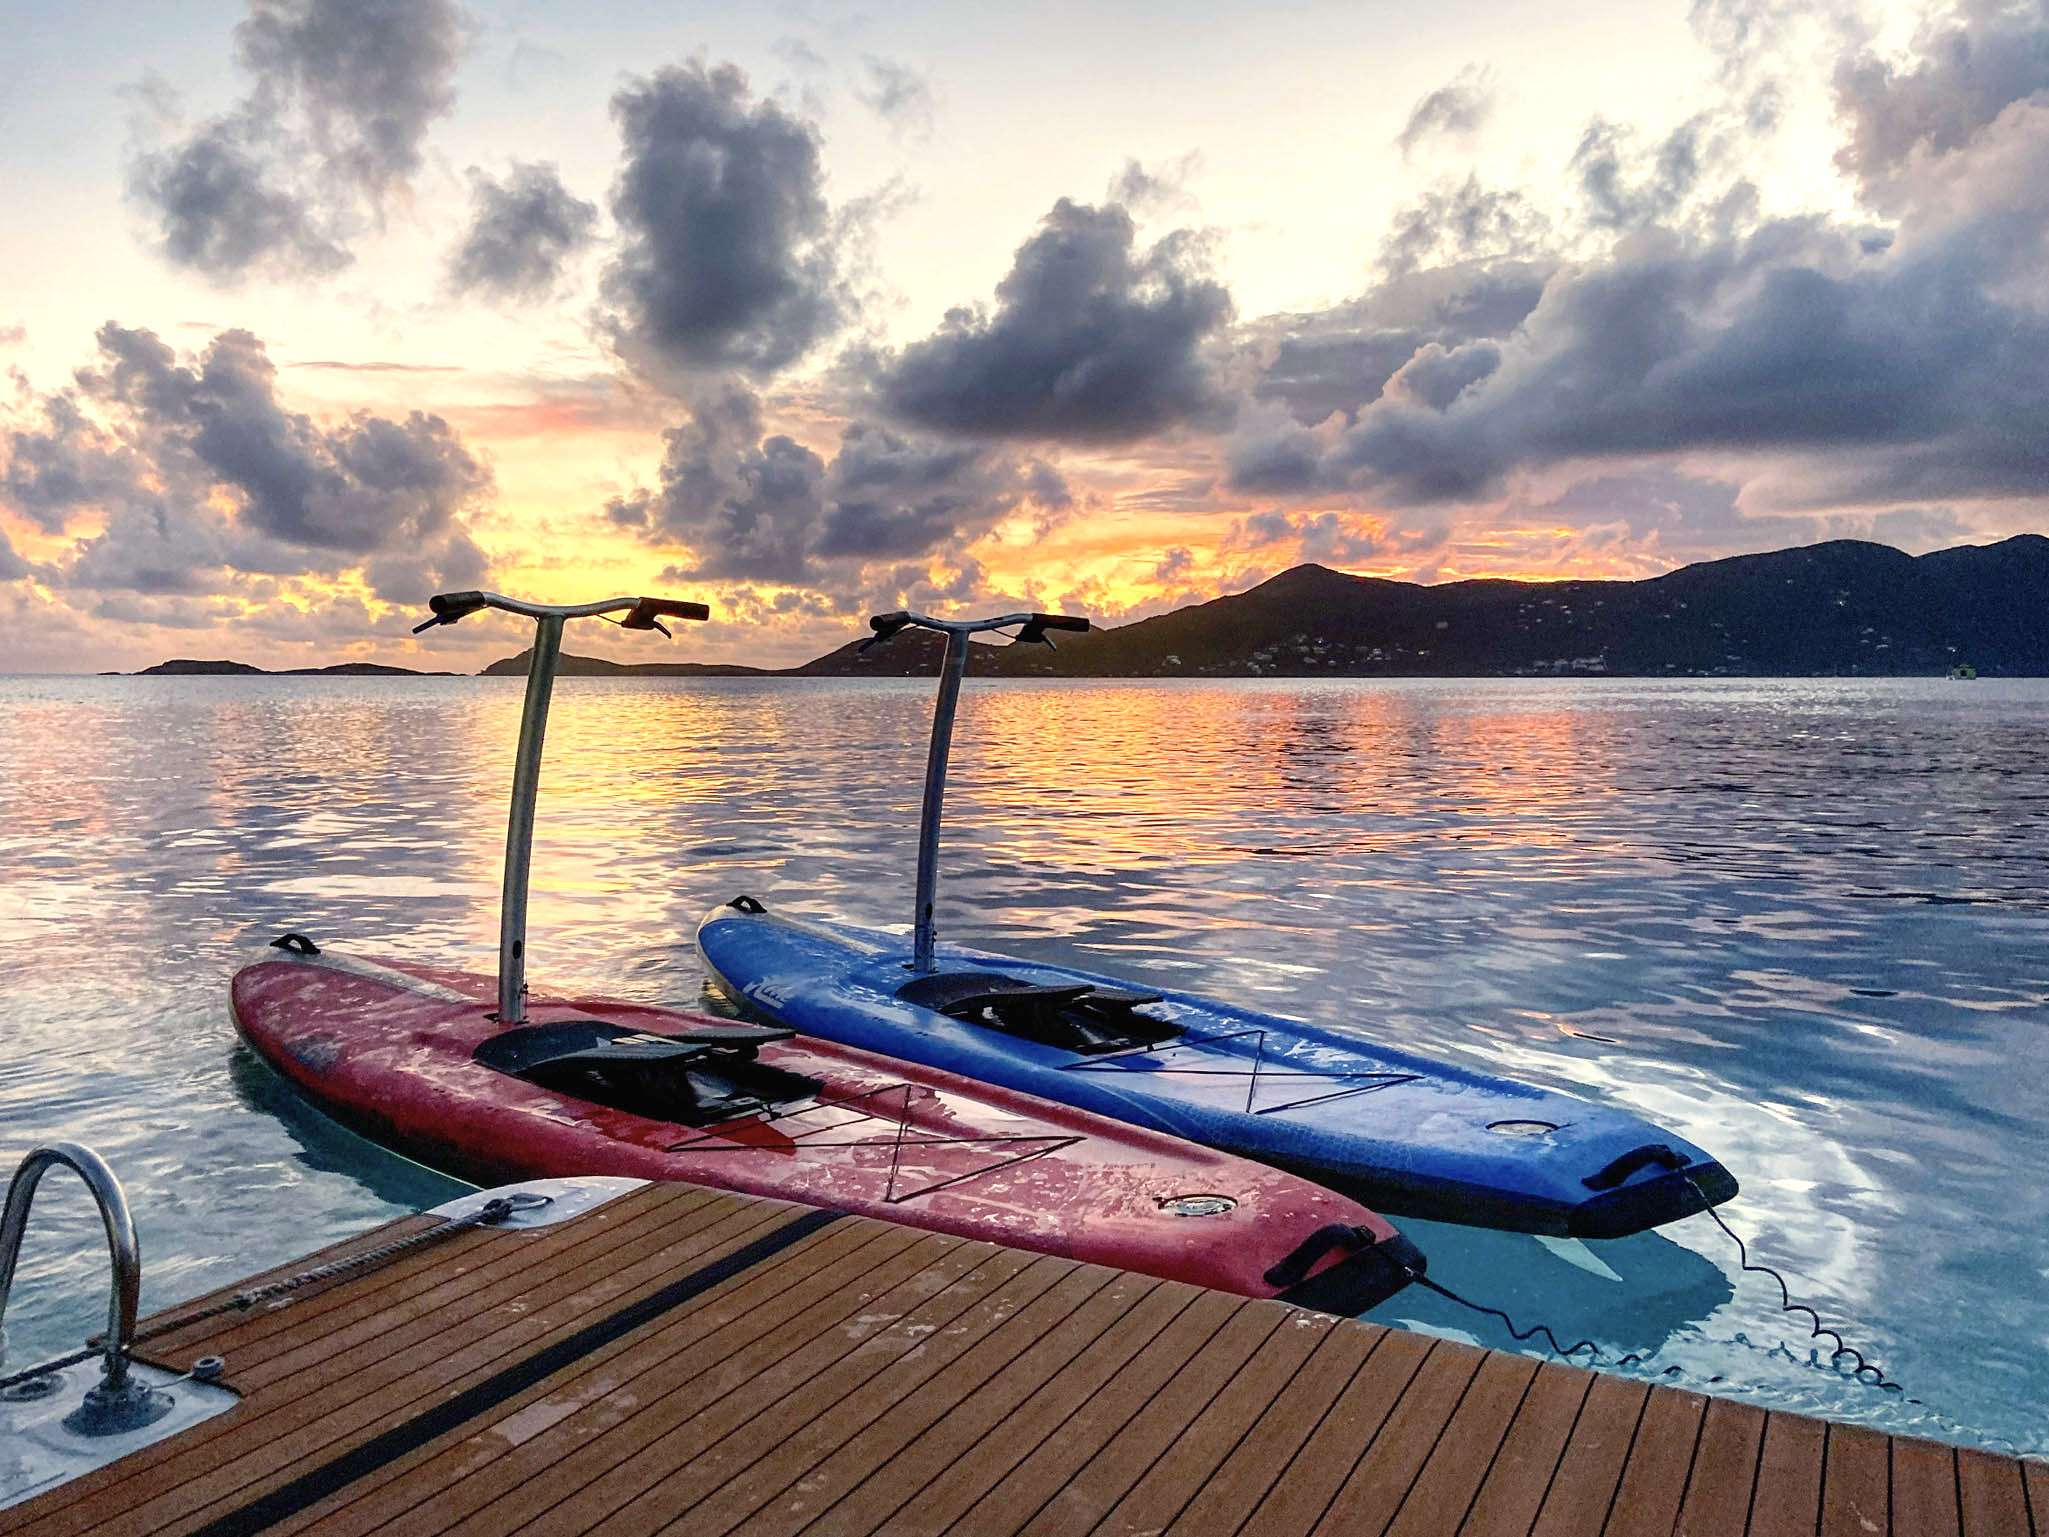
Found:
[760,1268,1171,1537]
[1311,1336,1492,1537]
[1744,1411,1826,1537]
[1671,1397,1766,1537]
[1234,1327,1436,1537]
[10,1179,2043,1537]
[1527,1371,1652,1537]
[1892,1437,1961,1537]
[1957,1447,2030,1537]
[105,1199,800,1537]
[1090,1310,1340,1537]
[870,1284,1211,1537]
[687,1261,1109,1537]
[1381,1350,1542,1537]
[1820,1423,1891,1537]
[1161,1320,1389,1537]
[1602,1384,1708,1536]
[265,1220,933,1537]
[447,1236,1017,1537]
[1457,1362,1594,1537]
[1009,1301,1285,1537]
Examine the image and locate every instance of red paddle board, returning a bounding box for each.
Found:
[231,944,1424,1314]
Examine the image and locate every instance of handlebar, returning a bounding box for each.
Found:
[859,609,1092,653]
[413,591,710,637]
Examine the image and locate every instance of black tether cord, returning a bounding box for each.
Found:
[1407,1182,1907,1397]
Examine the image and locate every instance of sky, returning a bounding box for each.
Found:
[1,0,2045,671]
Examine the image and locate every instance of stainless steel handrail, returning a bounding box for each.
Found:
[0,1143,142,1391]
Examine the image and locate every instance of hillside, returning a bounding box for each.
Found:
[128,536,2049,680]
[961,535,2049,678]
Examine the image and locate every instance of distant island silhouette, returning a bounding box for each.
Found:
[125,535,2049,679]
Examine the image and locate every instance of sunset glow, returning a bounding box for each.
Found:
[3,0,2046,672]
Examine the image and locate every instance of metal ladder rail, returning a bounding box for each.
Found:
[0,1142,162,1427]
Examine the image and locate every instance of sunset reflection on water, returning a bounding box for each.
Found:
[2,674,2047,1454]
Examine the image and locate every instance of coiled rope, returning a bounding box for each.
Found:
[0,1192,549,1395]
[1410,1182,1906,1397]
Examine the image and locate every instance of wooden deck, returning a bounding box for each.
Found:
[4,1181,2038,1537]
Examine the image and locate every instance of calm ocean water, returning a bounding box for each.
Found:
[0,674,2043,1453]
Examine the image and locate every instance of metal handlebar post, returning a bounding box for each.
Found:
[0,1142,171,1432]
[859,610,1090,973]
[415,591,709,1022]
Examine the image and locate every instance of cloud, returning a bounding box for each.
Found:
[448,162,599,301]
[1380,175,1552,277]
[874,198,1234,442]
[1225,0,2049,524]
[610,382,1064,584]
[1833,0,2049,198]
[1106,153,1202,217]
[1,324,493,599]
[855,56,936,137]
[1397,65,1496,157]
[1242,259,1550,431]
[127,0,467,281]
[601,62,846,382]
[0,527,29,582]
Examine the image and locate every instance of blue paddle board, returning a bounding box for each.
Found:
[697,897,1737,1239]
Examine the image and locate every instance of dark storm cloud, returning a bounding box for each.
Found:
[1396,66,1495,157]
[1242,259,1550,431]
[875,199,1233,442]
[449,162,599,301]
[612,384,1064,583]
[855,56,936,137]
[130,117,349,279]
[1227,1,2049,516]
[601,62,846,381]
[1,393,150,534]
[1833,0,2049,196]
[128,0,466,281]
[0,324,493,598]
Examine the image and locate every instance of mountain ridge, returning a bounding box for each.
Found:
[116,534,2049,678]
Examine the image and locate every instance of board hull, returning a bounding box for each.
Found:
[230,944,1421,1314]
[696,901,1738,1239]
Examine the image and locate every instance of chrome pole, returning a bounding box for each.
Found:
[0,1143,141,1391]
[498,613,564,1022]
[912,628,971,973]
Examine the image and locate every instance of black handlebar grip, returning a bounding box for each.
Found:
[414,590,488,632]
[623,597,710,630]
[429,591,488,619]
[1030,613,1090,632]
[869,611,912,633]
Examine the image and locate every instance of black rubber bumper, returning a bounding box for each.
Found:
[1273,1232,1427,1317]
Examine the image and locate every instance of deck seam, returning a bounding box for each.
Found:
[1740,1403,1771,1537]
[523,1248,1056,1537]
[1594,1374,1657,1537]
[785,1273,1175,1537]
[179,1209,839,1537]
[1444,1354,1544,1537]
[694,1264,1122,1537]
[1303,1337,1442,1537]
[999,1296,1255,1537]
[1223,1326,1392,1537]
[286,1222,939,1537]
[1368,1343,1493,1537]
[623,1252,1076,1537]
[1120,1313,1345,1537]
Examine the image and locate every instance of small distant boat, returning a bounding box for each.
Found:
[1948,662,1978,679]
